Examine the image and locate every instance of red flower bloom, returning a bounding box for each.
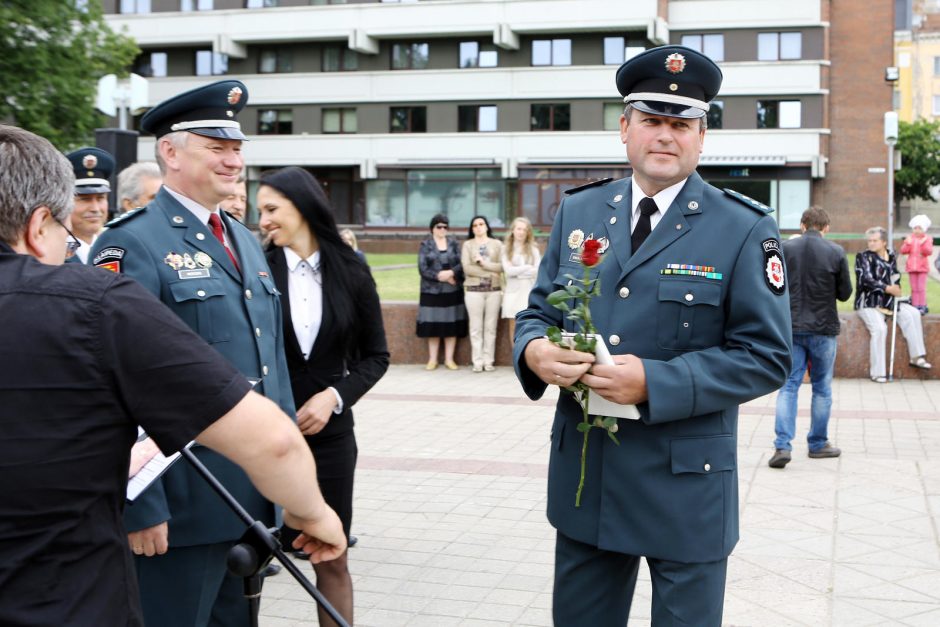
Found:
[581,239,601,267]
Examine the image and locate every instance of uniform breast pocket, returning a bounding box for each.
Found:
[168,278,231,344]
[656,279,723,350]
[252,276,281,339]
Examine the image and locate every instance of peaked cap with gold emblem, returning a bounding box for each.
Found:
[65,147,115,195]
[140,79,249,140]
[616,45,722,119]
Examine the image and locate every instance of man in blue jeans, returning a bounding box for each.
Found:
[771,207,853,468]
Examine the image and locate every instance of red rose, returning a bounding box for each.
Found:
[581,239,601,267]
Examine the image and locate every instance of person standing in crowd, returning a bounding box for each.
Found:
[769,207,851,469]
[90,80,296,627]
[259,167,389,627]
[462,215,503,372]
[855,226,932,382]
[501,216,541,345]
[64,147,113,263]
[117,161,163,216]
[339,227,368,264]
[221,172,249,223]
[0,123,345,627]
[514,45,791,625]
[900,214,933,314]
[416,213,467,370]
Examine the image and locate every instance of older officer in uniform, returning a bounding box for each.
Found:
[90,80,294,627]
[514,45,792,625]
[64,146,114,263]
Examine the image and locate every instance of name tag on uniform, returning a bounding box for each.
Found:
[178,268,211,279]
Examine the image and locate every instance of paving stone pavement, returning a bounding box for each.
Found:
[259,365,940,626]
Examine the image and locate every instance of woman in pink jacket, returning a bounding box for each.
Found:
[900,214,933,314]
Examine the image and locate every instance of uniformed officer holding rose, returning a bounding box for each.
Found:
[514,45,792,625]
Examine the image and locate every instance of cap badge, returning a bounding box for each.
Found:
[665,52,686,74]
[82,154,98,169]
[227,86,243,105]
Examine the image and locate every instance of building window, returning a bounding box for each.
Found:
[532,39,572,66]
[323,46,358,71]
[120,0,151,13]
[458,105,497,132]
[391,43,430,70]
[757,32,802,61]
[259,49,293,73]
[680,34,724,62]
[459,42,498,68]
[323,108,357,134]
[932,96,940,115]
[531,104,570,131]
[181,0,213,9]
[135,52,168,78]
[603,103,623,130]
[757,100,801,128]
[196,51,228,76]
[707,100,724,129]
[390,107,427,133]
[934,57,940,76]
[246,0,278,7]
[259,109,293,135]
[603,37,644,64]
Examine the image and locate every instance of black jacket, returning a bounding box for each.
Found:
[267,247,390,440]
[783,230,852,335]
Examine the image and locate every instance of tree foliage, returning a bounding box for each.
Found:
[895,118,940,203]
[0,1,139,150]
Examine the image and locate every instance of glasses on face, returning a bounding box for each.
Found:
[54,217,81,255]
[434,224,449,230]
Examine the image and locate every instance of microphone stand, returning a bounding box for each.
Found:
[180,448,349,627]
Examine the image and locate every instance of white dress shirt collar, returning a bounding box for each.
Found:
[630,178,687,234]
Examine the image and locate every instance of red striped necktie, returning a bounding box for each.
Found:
[208,213,240,271]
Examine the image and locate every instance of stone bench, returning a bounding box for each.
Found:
[379,302,939,380]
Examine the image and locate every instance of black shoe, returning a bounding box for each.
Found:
[291,549,309,560]
[261,563,282,577]
[808,442,841,458]
[768,449,791,468]
[348,535,358,548]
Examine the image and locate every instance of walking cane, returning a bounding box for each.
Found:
[889,296,900,382]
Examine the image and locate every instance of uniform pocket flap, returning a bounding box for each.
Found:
[670,435,736,475]
[259,276,280,296]
[168,279,226,302]
[658,279,721,307]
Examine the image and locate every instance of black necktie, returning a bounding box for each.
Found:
[631,197,658,253]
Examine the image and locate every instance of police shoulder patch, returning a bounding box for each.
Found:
[93,246,125,273]
[104,206,147,229]
[723,188,773,215]
[761,238,785,295]
[565,178,613,196]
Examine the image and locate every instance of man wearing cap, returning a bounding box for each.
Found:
[90,80,296,626]
[65,147,114,263]
[514,45,791,624]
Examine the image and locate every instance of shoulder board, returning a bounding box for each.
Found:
[564,178,613,196]
[104,206,147,228]
[723,188,774,215]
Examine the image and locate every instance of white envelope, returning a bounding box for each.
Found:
[560,332,640,420]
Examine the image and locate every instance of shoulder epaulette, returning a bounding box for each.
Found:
[564,177,613,196]
[723,188,774,215]
[104,206,147,228]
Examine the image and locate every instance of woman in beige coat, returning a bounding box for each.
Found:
[461,215,503,372]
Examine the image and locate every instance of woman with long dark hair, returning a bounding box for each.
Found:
[258,167,389,626]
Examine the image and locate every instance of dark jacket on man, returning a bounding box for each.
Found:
[783,229,852,336]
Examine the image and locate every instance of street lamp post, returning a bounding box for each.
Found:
[884,111,899,249]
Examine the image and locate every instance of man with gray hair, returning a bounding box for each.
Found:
[117,160,163,215]
[0,125,344,625]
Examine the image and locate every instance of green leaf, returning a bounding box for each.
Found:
[601,416,617,428]
[546,326,562,344]
[607,431,621,445]
[546,290,570,306]
[575,422,592,433]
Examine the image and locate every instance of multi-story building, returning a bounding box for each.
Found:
[104,0,893,234]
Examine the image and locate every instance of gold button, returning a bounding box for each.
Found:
[685,293,694,302]
[609,334,621,346]
[262,365,269,376]
[619,287,630,298]
[669,83,678,91]
[255,327,262,338]
[245,289,253,299]
[704,463,711,472]
[196,232,206,240]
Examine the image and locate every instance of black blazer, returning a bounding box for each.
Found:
[267,247,390,439]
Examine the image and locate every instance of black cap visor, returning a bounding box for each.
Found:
[189,127,248,141]
[630,99,706,120]
[75,184,111,195]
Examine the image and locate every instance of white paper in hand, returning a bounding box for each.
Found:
[561,332,640,420]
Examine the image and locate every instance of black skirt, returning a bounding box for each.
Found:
[416,287,469,338]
